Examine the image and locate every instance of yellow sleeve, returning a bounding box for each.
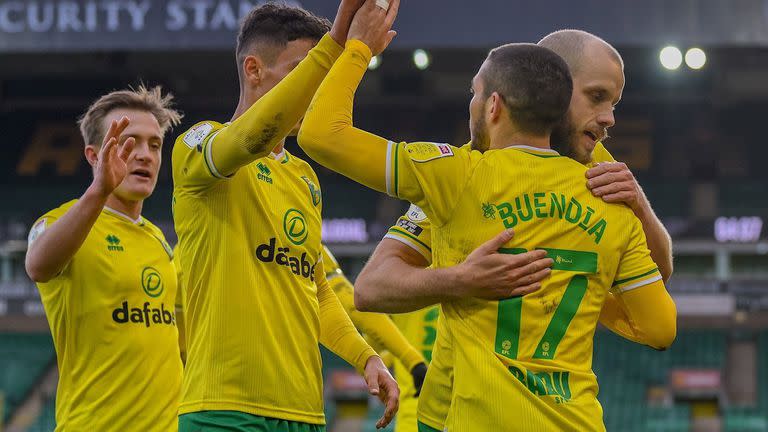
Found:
[322,245,426,371]
[377,349,395,369]
[173,253,186,363]
[603,217,675,349]
[174,33,343,188]
[612,217,662,293]
[316,258,378,373]
[600,280,677,349]
[383,204,433,263]
[299,40,471,226]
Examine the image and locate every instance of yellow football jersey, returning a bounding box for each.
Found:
[31,200,181,432]
[386,142,616,431]
[384,142,660,431]
[174,121,347,424]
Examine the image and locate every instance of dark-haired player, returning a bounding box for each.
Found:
[172,2,399,431]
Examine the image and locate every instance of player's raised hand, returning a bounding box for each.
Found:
[454,229,553,300]
[348,0,400,56]
[92,117,136,197]
[586,162,644,211]
[363,355,399,429]
[329,0,367,46]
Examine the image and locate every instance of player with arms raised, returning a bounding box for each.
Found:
[172,2,398,431]
[356,29,675,432]
[298,2,677,430]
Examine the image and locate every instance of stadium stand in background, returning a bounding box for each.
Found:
[2,1,768,431]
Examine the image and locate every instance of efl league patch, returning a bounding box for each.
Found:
[406,204,427,223]
[396,219,424,236]
[28,218,47,246]
[183,122,214,149]
[405,142,454,163]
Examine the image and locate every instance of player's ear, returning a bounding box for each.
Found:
[487,92,504,122]
[242,55,264,87]
[84,144,99,168]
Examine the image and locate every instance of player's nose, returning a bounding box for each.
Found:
[131,144,154,166]
[596,111,615,129]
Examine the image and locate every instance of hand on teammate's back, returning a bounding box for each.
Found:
[363,355,400,429]
[347,0,400,56]
[453,229,553,300]
[586,162,644,211]
[329,0,367,46]
[91,117,135,198]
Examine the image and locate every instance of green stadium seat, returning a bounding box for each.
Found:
[25,396,56,432]
[0,333,55,423]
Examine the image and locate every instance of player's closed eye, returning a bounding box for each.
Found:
[591,91,606,103]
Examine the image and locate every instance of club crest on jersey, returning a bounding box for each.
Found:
[405,142,454,163]
[301,176,321,206]
[183,122,214,149]
[406,204,427,223]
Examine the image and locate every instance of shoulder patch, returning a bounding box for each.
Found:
[406,204,427,223]
[396,218,424,237]
[183,122,215,149]
[28,218,47,246]
[404,142,454,163]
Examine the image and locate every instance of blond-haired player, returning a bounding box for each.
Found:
[172,2,398,431]
[26,86,183,431]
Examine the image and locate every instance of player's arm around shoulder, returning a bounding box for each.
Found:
[586,150,673,282]
[356,224,552,313]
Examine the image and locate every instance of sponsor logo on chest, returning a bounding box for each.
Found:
[111,266,175,328]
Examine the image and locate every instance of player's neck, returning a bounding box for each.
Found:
[232,98,249,122]
[232,88,258,122]
[489,129,551,151]
[272,141,285,155]
[232,86,270,122]
[105,194,143,221]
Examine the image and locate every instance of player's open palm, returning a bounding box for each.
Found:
[457,229,554,300]
[92,117,135,197]
[348,0,400,56]
[330,0,367,45]
[363,355,399,429]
